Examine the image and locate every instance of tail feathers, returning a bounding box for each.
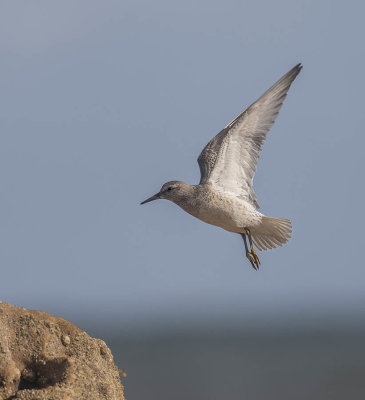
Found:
[252,217,292,251]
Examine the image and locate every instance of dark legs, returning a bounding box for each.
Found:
[241,229,261,270]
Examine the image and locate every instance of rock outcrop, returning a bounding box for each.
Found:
[0,302,125,400]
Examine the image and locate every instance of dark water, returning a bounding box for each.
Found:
[105,330,365,400]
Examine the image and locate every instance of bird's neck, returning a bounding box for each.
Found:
[172,184,201,216]
[172,184,197,207]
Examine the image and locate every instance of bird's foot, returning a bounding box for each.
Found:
[250,247,261,267]
[246,251,260,270]
[242,230,261,270]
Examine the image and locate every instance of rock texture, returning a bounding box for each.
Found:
[0,302,125,400]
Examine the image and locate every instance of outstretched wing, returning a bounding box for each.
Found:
[198,64,302,208]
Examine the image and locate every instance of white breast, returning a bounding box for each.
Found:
[178,185,262,233]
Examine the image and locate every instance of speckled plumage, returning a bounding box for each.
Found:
[141,64,302,266]
[175,183,262,233]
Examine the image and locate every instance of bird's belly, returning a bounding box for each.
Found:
[181,196,260,233]
[197,210,240,232]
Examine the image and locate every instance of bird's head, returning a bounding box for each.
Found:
[140,180,192,205]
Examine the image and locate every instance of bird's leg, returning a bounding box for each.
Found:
[241,233,259,270]
[245,228,261,268]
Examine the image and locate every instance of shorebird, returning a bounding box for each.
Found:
[141,64,302,269]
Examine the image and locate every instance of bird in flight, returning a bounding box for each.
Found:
[141,64,302,269]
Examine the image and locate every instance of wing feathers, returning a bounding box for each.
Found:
[198,64,302,208]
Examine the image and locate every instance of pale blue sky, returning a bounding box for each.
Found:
[1,0,364,332]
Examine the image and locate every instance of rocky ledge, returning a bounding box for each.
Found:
[0,302,125,400]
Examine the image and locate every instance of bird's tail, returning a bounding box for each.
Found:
[251,216,292,251]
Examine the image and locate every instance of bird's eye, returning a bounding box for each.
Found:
[167,187,173,191]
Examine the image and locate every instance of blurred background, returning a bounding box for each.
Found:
[1,1,365,399]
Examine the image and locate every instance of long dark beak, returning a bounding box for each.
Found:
[140,193,160,205]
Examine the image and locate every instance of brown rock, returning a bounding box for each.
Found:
[0,302,125,400]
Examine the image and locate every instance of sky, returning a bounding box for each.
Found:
[1,0,364,333]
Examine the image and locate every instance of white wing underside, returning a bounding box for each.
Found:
[198,64,302,209]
